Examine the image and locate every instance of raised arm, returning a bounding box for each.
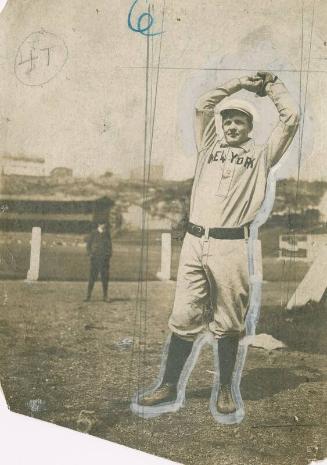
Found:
[194,76,263,151]
[194,78,241,151]
[260,73,300,168]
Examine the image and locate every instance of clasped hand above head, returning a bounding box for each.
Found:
[239,71,277,96]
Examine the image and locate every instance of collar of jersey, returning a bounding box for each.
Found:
[219,137,254,153]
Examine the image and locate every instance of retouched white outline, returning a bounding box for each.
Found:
[131,99,298,425]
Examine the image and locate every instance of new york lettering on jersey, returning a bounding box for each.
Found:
[190,134,267,227]
[205,140,257,198]
[207,148,255,170]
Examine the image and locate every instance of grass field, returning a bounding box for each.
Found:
[0,280,326,465]
[0,229,310,282]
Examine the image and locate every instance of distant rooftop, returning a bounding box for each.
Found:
[1,154,45,164]
[0,194,114,203]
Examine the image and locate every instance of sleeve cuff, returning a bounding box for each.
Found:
[265,77,282,95]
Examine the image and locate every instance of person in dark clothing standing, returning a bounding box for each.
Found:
[85,222,112,302]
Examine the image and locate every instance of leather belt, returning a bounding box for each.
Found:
[187,222,250,240]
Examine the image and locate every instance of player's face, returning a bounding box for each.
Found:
[222,111,252,147]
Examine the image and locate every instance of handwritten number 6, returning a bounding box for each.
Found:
[128,0,163,36]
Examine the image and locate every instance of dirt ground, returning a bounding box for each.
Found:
[0,280,326,465]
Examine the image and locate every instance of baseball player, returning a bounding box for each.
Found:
[84,222,112,302]
[137,72,299,414]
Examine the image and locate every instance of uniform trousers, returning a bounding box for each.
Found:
[168,232,261,340]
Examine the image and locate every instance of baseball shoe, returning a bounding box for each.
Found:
[217,384,236,414]
[138,383,177,406]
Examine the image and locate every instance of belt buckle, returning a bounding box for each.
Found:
[192,224,203,237]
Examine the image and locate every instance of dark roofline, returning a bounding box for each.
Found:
[2,155,45,164]
[0,194,114,204]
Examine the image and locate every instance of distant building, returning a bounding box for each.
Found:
[0,154,45,176]
[123,205,171,230]
[318,191,327,222]
[279,233,327,262]
[0,194,114,234]
[50,167,73,178]
[130,164,164,182]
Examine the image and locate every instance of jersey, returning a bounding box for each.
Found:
[190,136,268,227]
[190,78,299,228]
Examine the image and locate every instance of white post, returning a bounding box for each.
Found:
[156,232,171,281]
[26,227,41,281]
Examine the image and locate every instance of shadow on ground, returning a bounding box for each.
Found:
[257,303,327,355]
[241,366,324,400]
[187,365,324,401]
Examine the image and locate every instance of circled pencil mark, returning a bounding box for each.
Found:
[14,30,68,86]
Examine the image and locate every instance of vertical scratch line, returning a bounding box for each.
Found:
[292,0,316,305]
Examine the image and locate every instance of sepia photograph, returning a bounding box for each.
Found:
[0,1,326,464]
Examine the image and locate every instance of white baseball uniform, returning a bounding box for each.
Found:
[168,78,299,340]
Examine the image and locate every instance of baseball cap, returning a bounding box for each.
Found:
[218,99,258,122]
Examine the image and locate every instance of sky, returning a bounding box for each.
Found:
[0,0,326,181]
